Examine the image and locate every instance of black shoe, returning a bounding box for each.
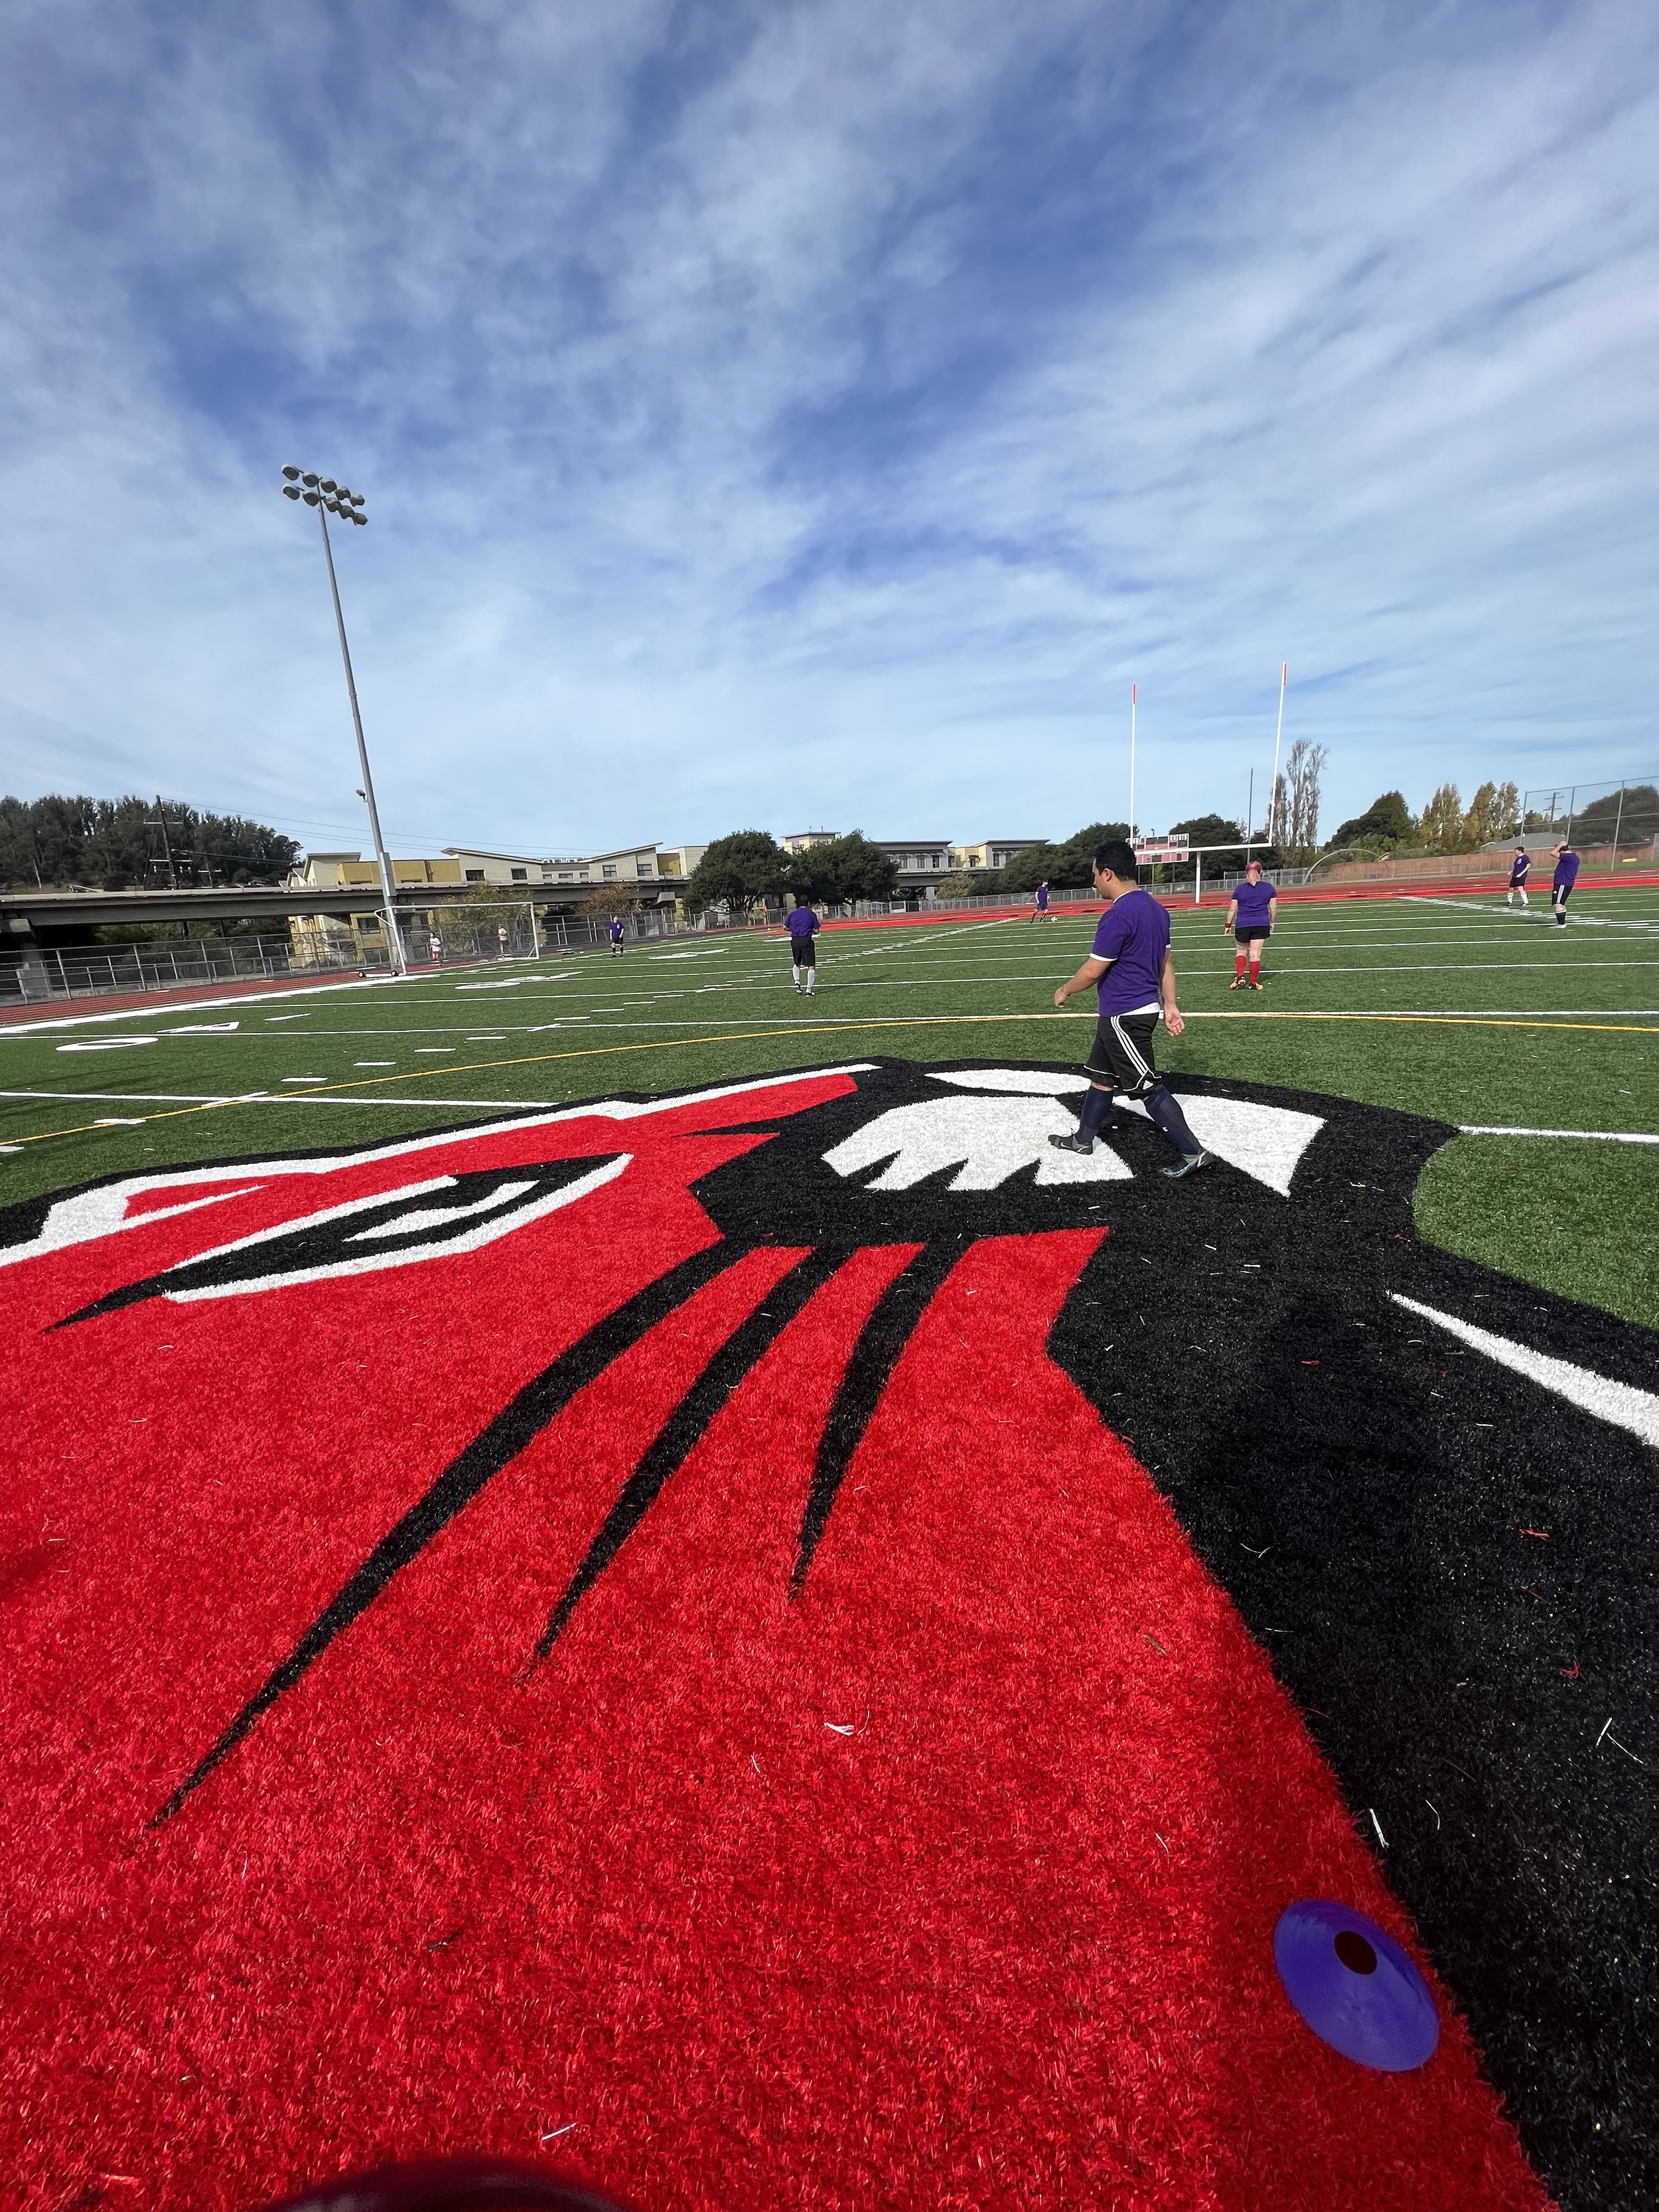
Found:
[1160,1149,1210,1181]
[1048,1132,1094,1155]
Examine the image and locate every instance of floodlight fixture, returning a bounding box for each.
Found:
[279,467,403,974]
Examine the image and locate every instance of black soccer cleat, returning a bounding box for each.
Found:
[1048,1132,1094,1156]
[1159,1149,1210,1181]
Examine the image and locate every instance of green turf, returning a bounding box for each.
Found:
[1413,1133,1659,1333]
[3,889,1656,1324]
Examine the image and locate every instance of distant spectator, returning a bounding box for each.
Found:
[427,932,443,964]
[498,923,510,957]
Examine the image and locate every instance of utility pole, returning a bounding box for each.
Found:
[148,795,179,889]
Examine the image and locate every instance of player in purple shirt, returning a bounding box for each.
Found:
[1030,880,1052,922]
[609,915,625,955]
[786,895,820,993]
[1551,843,1579,927]
[1224,859,1277,990]
[1048,838,1208,1179]
[1506,845,1531,907]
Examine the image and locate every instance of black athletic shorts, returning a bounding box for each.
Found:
[790,936,816,966]
[1233,926,1271,943]
[1553,883,1573,907]
[1083,1009,1160,1095]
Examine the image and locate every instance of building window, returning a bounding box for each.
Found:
[602,864,618,880]
[558,873,574,882]
[510,867,528,882]
[466,869,484,883]
[637,859,654,875]
[541,866,555,879]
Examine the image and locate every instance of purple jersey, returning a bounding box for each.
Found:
[1510,852,1530,884]
[786,907,820,940]
[1234,877,1276,926]
[1091,888,1170,1015]
[1035,885,1049,910]
[1553,851,1579,889]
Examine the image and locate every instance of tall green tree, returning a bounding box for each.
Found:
[1417,783,1465,853]
[1327,790,1413,850]
[684,830,786,913]
[784,831,899,906]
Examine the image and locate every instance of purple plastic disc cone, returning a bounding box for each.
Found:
[1273,1899,1440,2071]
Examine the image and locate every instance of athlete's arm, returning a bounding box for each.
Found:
[1160,946,1185,1037]
[1267,895,1277,930]
[1224,897,1238,934]
[1054,956,1108,1009]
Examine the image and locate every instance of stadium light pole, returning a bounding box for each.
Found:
[279,467,406,976]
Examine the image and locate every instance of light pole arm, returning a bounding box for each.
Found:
[317,503,405,975]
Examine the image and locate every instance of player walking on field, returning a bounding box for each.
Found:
[1030,880,1052,922]
[786,895,820,994]
[1048,838,1209,1180]
[1224,858,1277,989]
[1551,842,1579,926]
[1506,844,1531,907]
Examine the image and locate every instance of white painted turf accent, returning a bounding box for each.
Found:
[1459,1126,1659,1145]
[925,1070,1324,1195]
[1392,1295,1659,1449]
[165,1158,630,1299]
[824,1098,1133,1189]
[0,1066,879,1273]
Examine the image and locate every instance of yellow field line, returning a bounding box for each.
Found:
[3,1006,1656,1151]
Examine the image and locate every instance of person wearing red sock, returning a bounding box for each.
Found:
[1224,858,1277,990]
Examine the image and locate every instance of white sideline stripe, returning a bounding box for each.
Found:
[1400,895,1659,933]
[0,970,439,1032]
[1390,1295,1659,1449]
[1459,1125,1659,1145]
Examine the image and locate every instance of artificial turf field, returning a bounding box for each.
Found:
[2,885,1656,2212]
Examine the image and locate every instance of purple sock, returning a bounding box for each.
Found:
[1145,1085,1200,1157]
[1079,1086,1113,1139]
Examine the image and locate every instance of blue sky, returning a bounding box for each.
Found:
[1,0,1655,857]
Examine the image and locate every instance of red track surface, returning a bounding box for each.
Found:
[0,1073,1548,2210]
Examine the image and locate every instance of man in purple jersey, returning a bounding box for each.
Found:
[1551,842,1579,927]
[1506,845,1531,907]
[1048,838,1208,1180]
[1224,859,1277,989]
[786,894,820,993]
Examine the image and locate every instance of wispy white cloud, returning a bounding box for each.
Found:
[0,0,1654,851]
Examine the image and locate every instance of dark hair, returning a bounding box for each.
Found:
[1093,839,1138,880]
[794,892,810,906]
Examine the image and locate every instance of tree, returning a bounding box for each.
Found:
[1271,741,1329,865]
[1417,783,1465,853]
[1461,780,1520,848]
[684,830,786,914]
[1170,813,1250,873]
[1573,782,1659,848]
[785,831,900,907]
[999,823,1130,893]
[1327,790,1412,850]
[0,792,299,889]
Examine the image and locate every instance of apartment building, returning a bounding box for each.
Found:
[444,843,667,893]
[949,838,1045,872]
